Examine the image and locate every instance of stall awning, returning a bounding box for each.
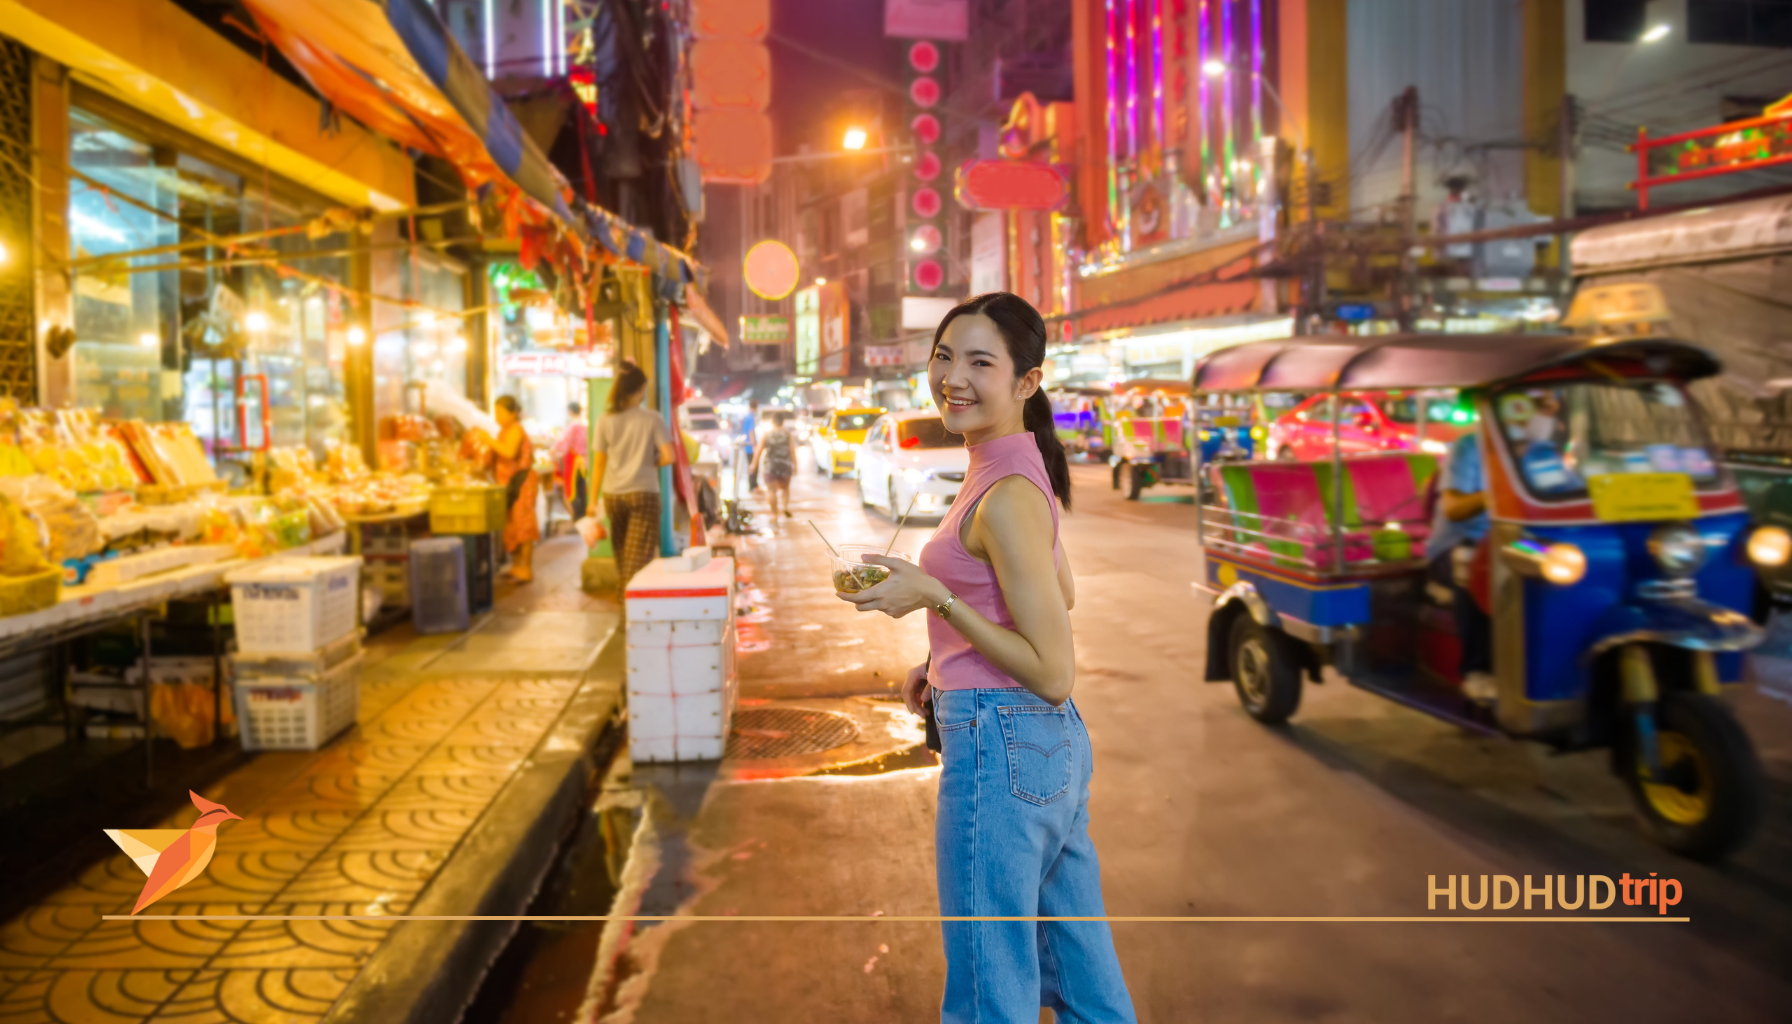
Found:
[1572,193,1792,274]
[242,0,703,288]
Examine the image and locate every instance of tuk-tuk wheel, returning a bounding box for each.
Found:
[1125,463,1145,501]
[1228,616,1302,724]
[1624,692,1763,861]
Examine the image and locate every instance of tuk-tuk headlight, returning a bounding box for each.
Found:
[1748,525,1791,567]
[1504,538,1587,585]
[1648,523,1707,577]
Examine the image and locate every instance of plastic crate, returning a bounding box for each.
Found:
[409,537,470,634]
[430,486,507,535]
[231,628,363,678]
[443,532,495,614]
[234,651,363,751]
[365,561,409,607]
[0,568,62,618]
[226,556,362,654]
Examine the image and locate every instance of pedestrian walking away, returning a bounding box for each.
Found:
[837,291,1137,1024]
[551,400,590,521]
[751,411,796,519]
[490,394,540,584]
[740,398,761,492]
[591,361,676,587]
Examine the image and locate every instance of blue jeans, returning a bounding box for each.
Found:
[933,687,1137,1024]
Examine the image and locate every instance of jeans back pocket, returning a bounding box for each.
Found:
[996,705,1074,805]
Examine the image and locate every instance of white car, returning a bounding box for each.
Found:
[856,411,969,519]
[680,399,730,459]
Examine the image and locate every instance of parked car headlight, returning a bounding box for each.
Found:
[903,468,928,484]
[832,439,850,452]
[1747,525,1791,567]
[1648,523,1707,577]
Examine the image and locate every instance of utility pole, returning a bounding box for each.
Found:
[1396,86,1419,331]
[1558,92,1577,276]
[1302,147,1324,335]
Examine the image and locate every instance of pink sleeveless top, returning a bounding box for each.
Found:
[919,431,1061,691]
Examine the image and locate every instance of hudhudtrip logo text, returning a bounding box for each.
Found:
[1428,873,1683,915]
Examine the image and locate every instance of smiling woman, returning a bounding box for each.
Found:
[835,292,1136,1022]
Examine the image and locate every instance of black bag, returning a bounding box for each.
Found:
[922,657,940,752]
[504,466,528,515]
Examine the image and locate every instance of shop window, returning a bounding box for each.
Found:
[68,102,355,470]
[1584,0,1647,42]
[1689,0,1792,46]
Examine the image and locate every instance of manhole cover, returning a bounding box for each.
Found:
[728,707,860,760]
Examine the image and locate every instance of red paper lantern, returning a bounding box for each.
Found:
[910,224,943,255]
[909,77,940,109]
[911,113,941,145]
[914,151,942,182]
[911,187,942,218]
[914,259,945,291]
[908,40,940,73]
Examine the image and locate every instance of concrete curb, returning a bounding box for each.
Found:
[320,626,626,1024]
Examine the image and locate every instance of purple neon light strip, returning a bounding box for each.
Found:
[1198,0,1210,198]
[1251,0,1262,143]
[1125,0,1138,162]
[1221,0,1235,197]
[1151,0,1164,159]
[1106,0,1119,233]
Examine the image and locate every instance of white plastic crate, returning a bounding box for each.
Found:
[234,651,364,751]
[624,553,737,763]
[226,556,362,654]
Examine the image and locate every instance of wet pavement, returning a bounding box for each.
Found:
[577,450,1792,1023]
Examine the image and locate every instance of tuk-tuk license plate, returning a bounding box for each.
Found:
[1588,473,1700,522]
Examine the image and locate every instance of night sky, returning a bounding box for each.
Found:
[767,0,901,154]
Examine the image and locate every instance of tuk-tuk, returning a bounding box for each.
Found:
[1193,333,1788,860]
[1048,387,1112,461]
[1107,379,1194,499]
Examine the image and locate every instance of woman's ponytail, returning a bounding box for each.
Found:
[1023,387,1072,510]
[931,291,1071,510]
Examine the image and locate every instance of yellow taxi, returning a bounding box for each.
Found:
[811,407,885,477]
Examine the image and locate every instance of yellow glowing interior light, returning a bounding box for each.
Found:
[138,332,158,349]
[843,128,868,151]
[346,326,367,346]
[244,311,269,332]
[1748,525,1791,567]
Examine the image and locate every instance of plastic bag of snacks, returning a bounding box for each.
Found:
[0,492,51,577]
[0,475,103,562]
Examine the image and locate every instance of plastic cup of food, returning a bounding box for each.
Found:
[832,544,913,593]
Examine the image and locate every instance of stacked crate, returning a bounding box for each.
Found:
[225,556,365,751]
[624,549,737,762]
[430,486,504,615]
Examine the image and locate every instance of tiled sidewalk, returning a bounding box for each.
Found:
[0,535,619,1024]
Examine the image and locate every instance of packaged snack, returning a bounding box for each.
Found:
[0,475,103,562]
[0,492,51,577]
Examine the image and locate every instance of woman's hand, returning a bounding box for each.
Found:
[901,661,929,717]
[834,554,947,619]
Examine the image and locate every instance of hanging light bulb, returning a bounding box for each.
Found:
[346,326,367,346]
[244,311,269,332]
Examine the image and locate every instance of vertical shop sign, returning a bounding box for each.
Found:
[818,280,849,377]
[794,285,820,376]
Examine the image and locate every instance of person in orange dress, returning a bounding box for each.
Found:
[492,395,540,583]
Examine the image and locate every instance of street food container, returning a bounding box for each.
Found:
[830,544,912,593]
[625,550,736,762]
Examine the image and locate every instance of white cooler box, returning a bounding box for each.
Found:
[625,549,737,762]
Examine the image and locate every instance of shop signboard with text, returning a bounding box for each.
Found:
[794,286,820,376]
[741,315,791,344]
[818,281,849,377]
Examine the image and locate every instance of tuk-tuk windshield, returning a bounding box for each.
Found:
[1493,380,1721,499]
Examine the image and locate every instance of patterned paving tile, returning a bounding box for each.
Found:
[407,744,531,777]
[333,807,482,850]
[35,969,197,1023]
[438,713,559,747]
[45,905,252,971]
[371,772,506,810]
[219,812,357,853]
[0,903,113,969]
[278,849,446,902]
[270,770,405,813]
[164,852,316,905]
[299,741,431,775]
[150,967,355,1023]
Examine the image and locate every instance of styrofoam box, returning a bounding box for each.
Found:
[623,554,734,622]
[226,556,362,654]
[625,556,737,763]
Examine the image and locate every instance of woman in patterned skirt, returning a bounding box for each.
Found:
[492,394,540,584]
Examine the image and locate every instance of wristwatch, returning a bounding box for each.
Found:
[933,592,957,621]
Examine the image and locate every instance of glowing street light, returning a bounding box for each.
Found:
[1641,23,1671,43]
[244,311,269,333]
[815,277,827,286]
[1201,59,1228,78]
[842,127,868,151]
[346,326,367,346]
[138,332,158,349]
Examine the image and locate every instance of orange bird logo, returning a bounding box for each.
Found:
[104,790,242,915]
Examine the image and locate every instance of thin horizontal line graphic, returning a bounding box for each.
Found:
[105,914,1691,923]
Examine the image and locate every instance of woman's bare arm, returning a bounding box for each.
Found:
[1056,540,1075,611]
[492,426,524,461]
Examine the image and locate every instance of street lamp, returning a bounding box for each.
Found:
[1641,24,1671,43]
[842,127,868,151]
